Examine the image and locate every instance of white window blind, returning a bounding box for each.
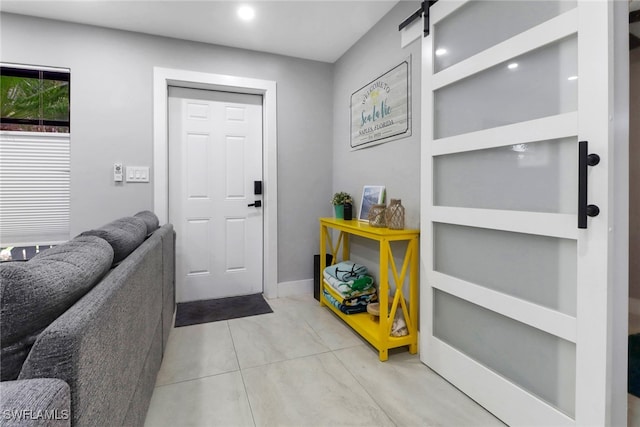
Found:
[0,131,70,246]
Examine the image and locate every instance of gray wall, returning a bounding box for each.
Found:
[0,12,333,284]
[331,2,421,286]
[332,1,421,229]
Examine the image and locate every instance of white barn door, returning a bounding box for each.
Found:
[420,1,625,425]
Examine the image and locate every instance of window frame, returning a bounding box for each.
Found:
[1,64,70,131]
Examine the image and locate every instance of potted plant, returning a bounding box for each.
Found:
[331,192,353,220]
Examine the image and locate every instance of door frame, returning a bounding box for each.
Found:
[153,67,278,299]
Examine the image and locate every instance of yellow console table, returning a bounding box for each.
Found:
[319,218,419,361]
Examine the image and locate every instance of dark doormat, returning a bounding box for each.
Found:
[175,293,273,327]
[630,334,640,397]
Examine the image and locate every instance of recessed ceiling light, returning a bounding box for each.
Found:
[238,5,255,21]
[568,75,578,81]
[507,62,519,70]
[435,48,448,56]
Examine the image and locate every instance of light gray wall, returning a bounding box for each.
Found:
[331,2,421,286]
[0,12,333,284]
[332,1,421,229]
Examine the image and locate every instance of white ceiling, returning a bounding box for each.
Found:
[0,0,401,63]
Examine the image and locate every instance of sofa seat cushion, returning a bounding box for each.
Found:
[80,217,147,264]
[0,236,113,381]
[134,211,160,236]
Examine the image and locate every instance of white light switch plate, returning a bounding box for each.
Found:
[126,166,150,183]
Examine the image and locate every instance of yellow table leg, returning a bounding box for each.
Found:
[319,224,327,307]
[379,238,389,360]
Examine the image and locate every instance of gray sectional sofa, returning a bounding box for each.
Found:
[0,212,175,426]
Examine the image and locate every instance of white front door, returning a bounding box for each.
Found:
[421,1,625,425]
[169,87,263,302]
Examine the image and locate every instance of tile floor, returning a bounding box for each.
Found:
[144,294,505,427]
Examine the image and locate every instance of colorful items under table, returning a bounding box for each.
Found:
[322,289,378,315]
[322,260,378,314]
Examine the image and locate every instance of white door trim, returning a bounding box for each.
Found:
[153,67,278,299]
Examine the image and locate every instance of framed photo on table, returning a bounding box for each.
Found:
[358,185,386,221]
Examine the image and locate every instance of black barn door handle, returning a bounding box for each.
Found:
[578,140,600,229]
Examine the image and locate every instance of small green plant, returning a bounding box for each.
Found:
[331,192,353,206]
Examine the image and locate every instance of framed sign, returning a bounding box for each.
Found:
[350,58,411,150]
[358,185,386,222]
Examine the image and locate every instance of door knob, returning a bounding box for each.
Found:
[586,204,600,217]
[248,200,262,208]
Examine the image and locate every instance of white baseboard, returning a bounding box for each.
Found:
[277,279,313,298]
[630,297,640,315]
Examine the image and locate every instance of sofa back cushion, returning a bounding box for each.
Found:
[80,217,147,264]
[134,210,160,236]
[0,236,113,381]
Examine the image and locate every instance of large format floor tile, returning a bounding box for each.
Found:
[145,295,526,426]
[155,321,238,386]
[144,372,254,427]
[268,294,366,350]
[228,308,330,369]
[334,345,505,426]
[242,352,394,427]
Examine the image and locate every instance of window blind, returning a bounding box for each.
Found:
[0,131,70,246]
